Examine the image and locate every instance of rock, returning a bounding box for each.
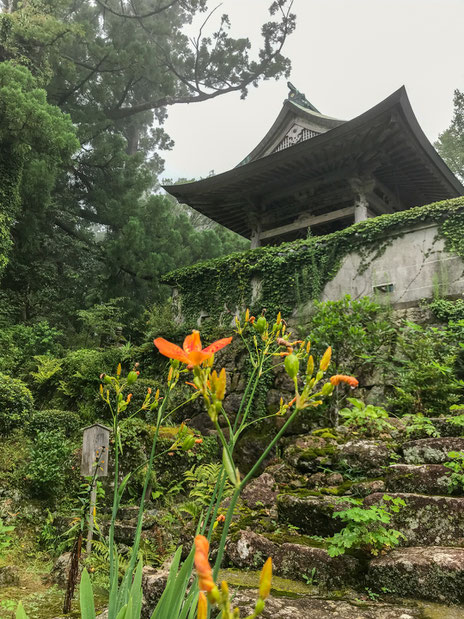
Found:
[275,542,361,588]
[283,435,336,473]
[242,473,278,510]
[368,546,464,603]
[96,612,108,619]
[335,440,392,476]
[49,552,76,587]
[223,393,243,417]
[351,479,385,498]
[277,494,346,536]
[0,565,20,586]
[226,530,277,569]
[113,522,137,544]
[234,426,277,476]
[225,531,361,588]
[364,492,464,546]
[402,437,464,464]
[188,413,215,435]
[263,461,301,486]
[231,590,422,618]
[386,464,452,495]
[141,564,171,618]
[118,505,140,521]
[306,472,344,489]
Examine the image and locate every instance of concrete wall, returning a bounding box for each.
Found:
[319,223,464,307]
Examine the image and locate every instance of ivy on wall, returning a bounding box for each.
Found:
[164,197,464,323]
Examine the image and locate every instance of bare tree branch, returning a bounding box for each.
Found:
[95,0,179,19]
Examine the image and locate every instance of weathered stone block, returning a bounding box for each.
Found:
[275,542,360,587]
[277,494,346,536]
[386,464,453,495]
[402,437,464,464]
[335,440,392,475]
[368,547,464,603]
[283,435,336,473]
[364,492,464,546]
[242,473,278,510]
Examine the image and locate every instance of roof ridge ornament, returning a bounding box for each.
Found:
[287,81,320,113]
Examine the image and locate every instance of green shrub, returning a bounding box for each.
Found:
[59,348,128,405]
[388,321,462,416]
[27,409,81,438]
[25,431,73,500]
[0,322,63,374]
[0,373,34,434]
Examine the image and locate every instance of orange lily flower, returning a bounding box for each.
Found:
[154,330,232,368]
[330,374,359,388]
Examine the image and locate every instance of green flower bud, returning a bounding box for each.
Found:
[181,435,195,451]
[284,354,300,380]
[321,382,334,396]
[255,316,267,334]
[127,371,138,385]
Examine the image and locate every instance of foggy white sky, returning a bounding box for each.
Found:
[161,0,464,182]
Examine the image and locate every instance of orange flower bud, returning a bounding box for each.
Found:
[198,592,207,619]
[319,346,332,372]
[259,558,272,600]
[245,308,250,323]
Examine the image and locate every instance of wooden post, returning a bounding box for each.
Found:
[81,424,110,554]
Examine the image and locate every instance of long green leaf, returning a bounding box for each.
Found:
[151,546,196,619]
[108,549,120,619]
[129,559,144,619]
[79,568,96,619]
[15,602,29,619]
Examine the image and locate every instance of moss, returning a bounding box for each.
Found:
[297,444,336,462]
[263,531,327,549]
[218,568,315,597]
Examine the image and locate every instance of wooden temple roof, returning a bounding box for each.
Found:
[163,87,464,242]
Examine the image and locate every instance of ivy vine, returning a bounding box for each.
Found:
[164,197,464,323]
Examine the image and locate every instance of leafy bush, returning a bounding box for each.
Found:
[25,431,73,500]
[339,398,394,437]
[327,495,406,557]
[0,372,34,434]
[388,322,462,416]
[59,348,128,405]
[444,451,464,493]
[27,409,81,438]
[307,296,394,376]
[0,321,63,374]
[403,413,440,438]
[428,298,464,323]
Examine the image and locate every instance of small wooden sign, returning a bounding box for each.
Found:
[80,423,110,477]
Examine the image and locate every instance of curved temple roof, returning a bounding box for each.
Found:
[164,87,464,242]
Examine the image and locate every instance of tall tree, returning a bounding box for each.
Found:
[0,0,294,323]
[435,89,464,183]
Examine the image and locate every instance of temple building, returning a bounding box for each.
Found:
[164,84,463,247]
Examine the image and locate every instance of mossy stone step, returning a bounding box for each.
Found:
[386,464,458,495]
[368,546,464,603]
[364,492,464,547]
[402,438,464,464]
[225,529,360,588]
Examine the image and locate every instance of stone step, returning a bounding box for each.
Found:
[385,463,458,495]
[402,437,464,464]
[276,493,346,536]
[224,529,360,588]
[367,546,464,603]
[231,589,423,618]
[364,492,464,547]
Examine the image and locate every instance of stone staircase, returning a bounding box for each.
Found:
[223,419,464,607]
